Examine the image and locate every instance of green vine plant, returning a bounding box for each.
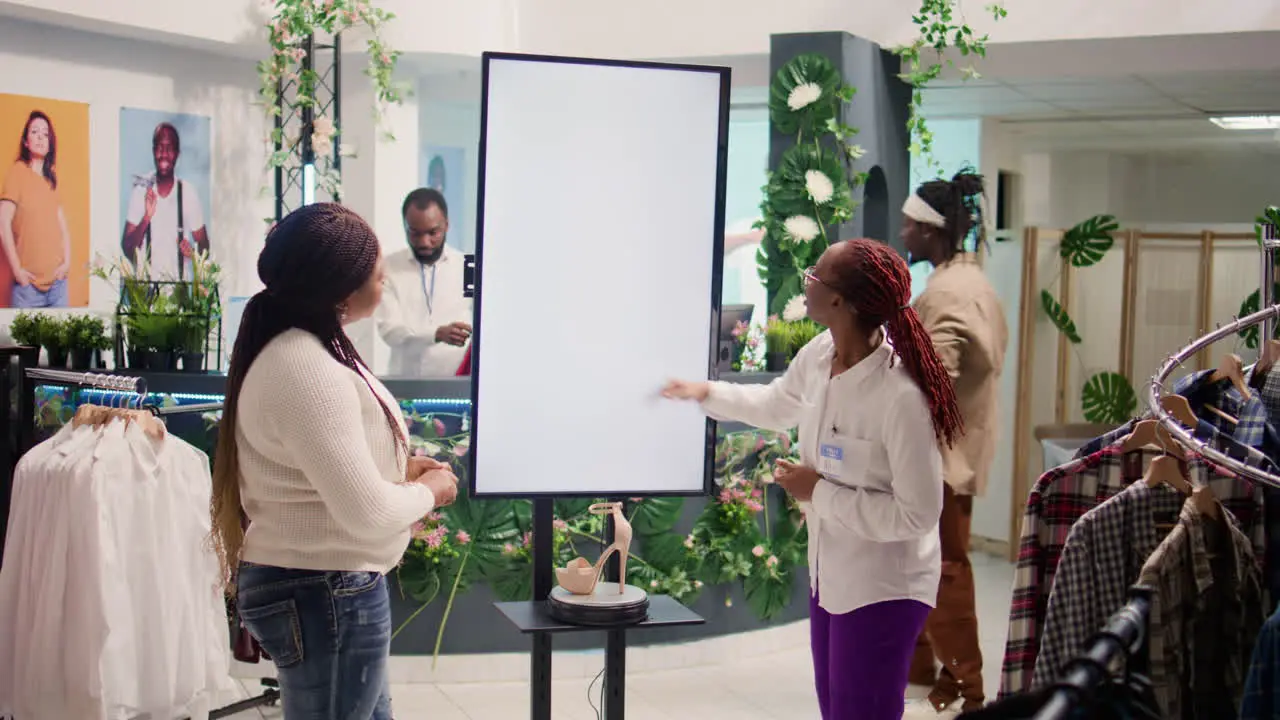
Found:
[1235,206,1280,349]
[1038,214,1139,424]
[755,53,864,315]
[896,1,1006,174]
[257,0,407,202]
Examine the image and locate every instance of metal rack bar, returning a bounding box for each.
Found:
[24,368,147,396]
[1146,302,1280,490]
[154,401,223,416]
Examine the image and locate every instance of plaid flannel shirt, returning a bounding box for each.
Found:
[998,446,1265,699]
[1138,499,1263,719]
[1242,610,1280,719]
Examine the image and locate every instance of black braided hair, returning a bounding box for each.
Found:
[916,167,987,258]
[210,203,404,589]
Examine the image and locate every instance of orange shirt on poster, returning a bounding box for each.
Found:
[0,161,64,291]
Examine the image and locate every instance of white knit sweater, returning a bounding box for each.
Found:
[236,329,436,573]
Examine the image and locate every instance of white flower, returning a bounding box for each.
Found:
[311,136,333,159]
[846,143,866,160]
[783,215,821,243]
[787,82,822,111]
[312,115,335,141]
[782,295,807,322]
[804,170,834,205]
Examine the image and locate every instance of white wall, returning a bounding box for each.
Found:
[0,17,271,332]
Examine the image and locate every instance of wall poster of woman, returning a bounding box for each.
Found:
[0,94,90,308]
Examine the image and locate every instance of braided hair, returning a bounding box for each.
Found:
[827,238,965,447]
[210,203,405,590]
[916,168,986,258]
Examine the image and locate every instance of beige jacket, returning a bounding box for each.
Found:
[913,253,1009,496]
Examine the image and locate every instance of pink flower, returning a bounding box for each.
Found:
[684,534,695,549]
[766,555,779,567]
[755,436,766,452]
[410,521,428,540]
[553,518,568,531]
[503,542,515,555]
[752,545,765,557]
[425,526,447,548]
[718,489,732,504]
[522,531,532,547]
[629,497,643,503]
[750,488,762,499]
[452,442,469,457]
[455,530,471,545]
[432,418,446,436]
[380,53,391,65]
[732,320,748,339]
[745,500,764,513]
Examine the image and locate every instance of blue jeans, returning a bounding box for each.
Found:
[236,562,393,719]
[11,277,67,308]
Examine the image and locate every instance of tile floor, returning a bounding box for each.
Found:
[223,552,1015,719]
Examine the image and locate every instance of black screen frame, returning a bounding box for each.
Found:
[468,51,732,500]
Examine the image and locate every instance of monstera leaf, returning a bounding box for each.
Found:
[1059,214,1119,268]
[442,491,522,579]
[744,568,792,621]
[1237,285,1280,349]
[1040,290,1082,344]
[629,497,684,536]
[1081,372,1137,425]
[769,54,844,137]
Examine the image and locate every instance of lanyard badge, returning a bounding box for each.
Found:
[421,263,438,315]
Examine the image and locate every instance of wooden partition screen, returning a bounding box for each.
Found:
[1007,227,1262,559]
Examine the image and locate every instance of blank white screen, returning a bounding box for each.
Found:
[472,56,726,496]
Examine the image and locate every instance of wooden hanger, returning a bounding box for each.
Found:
[1160,394,1199,427]
[1120,419,1187,461]
[1210,353,1251,401]
[1144,455,1192,493]
[71,403,165,440]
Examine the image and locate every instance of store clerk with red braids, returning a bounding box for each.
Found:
[663,238,962,720]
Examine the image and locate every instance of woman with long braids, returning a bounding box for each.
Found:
[901,171,1008,719]
[210,203,460,718]
[663,238,962,720]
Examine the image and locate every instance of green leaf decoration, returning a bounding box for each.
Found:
[396,555,444,604]
[488,557,532,602]
[765,145,853,232]
[638,532,689,573]
[1081,372,1138,425]
[1059,214,1119,268]
[743,567,792,621]
[1237,285,1280,349]
[1039,290,1082,344]
[768,54,843,137]
[1255,206,1280,248]
[630,497,684,536]
[441,491,522,579]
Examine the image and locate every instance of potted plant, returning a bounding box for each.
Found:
[764,316,792,372]
[36,315,69,368]
[9,311,39,348]
[176,317,208,372]
[67,315,111,370]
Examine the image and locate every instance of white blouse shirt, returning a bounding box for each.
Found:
[701,331,944,615]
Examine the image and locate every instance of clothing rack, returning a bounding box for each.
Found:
[1145,224,1280,490]
[1032,586,1154,720]
[10,370,278,719]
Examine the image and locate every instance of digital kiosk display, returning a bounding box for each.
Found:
[470,52,730,498]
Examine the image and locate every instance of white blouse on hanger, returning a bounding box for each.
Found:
[0,418,232,720]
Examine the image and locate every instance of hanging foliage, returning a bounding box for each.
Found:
[756,53,864,315]
[1039,290,1082,344]
[1081,372,1138,425]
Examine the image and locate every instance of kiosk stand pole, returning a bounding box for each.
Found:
[530,498,555,720]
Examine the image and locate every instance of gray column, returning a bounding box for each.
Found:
[769,32,912,256]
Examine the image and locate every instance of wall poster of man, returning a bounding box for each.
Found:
[0,93,91,308]
[421,146,467,252]
[118,107,212,281]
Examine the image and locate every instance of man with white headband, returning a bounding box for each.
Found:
[901,170,1009,719]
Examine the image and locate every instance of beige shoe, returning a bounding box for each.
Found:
[903,697,962,719]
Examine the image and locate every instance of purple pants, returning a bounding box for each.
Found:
[810,592,932,720]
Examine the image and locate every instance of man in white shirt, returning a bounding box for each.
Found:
[376,188,472,376]
[121,123,209,280]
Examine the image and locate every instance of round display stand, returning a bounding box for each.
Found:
[546,584,650,626]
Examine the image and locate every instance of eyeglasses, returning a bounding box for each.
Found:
[803,266,832,289]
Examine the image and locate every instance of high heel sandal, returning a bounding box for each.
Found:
[554,502,633,595]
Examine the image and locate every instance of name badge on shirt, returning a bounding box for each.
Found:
[819,443,843,479]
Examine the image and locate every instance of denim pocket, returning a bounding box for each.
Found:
[239,598,304,668]
[331,571,383,598]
